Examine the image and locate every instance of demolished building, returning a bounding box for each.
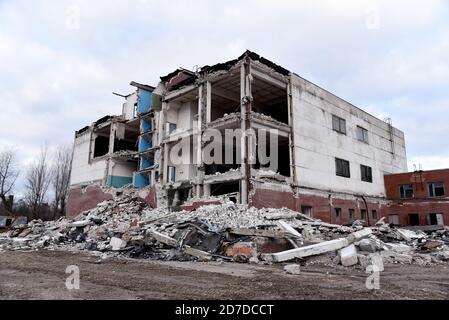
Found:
[67,50,408,224]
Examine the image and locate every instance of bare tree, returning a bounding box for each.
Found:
[0,147,20,212]
[25,146,52,219]
[52,144,73,218]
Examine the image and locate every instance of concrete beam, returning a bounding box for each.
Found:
[212,87,240,102]
[251,68,288,89]
[164,84,197,102]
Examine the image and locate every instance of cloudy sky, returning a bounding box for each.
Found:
[1,0,448,194]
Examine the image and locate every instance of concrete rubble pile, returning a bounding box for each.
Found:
[1,187,448,269]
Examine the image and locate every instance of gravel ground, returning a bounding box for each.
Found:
[0,250,448,300]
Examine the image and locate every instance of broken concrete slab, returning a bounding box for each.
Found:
[385,243,413,254]
[228,228,289,239]
[147,230,178,247]
[262,228,372,263]
[69,220,92,228]
[339,244,358,267]
[357,239,377,253]
[284,264,301,275]
[262,238,349,262]
[277,220,303,240]
[110,237,127,251]
[381,250,412,264]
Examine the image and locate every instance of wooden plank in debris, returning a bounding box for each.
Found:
[228,228,289,239]
[262,238,349,262]
[277,220,302,239]
[147,230,177,247]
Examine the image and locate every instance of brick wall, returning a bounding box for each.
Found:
[250,188,385,226]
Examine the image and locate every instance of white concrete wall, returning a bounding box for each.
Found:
[166,101,196,133]
[122,92,138,121]
[291,75,407,197]
[166,137,196,182]
[70,131,107,186]
[110,160,135,178]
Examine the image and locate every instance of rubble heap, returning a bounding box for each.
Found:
[1,188,448,269]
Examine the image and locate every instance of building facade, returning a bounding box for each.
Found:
[384,169,449,227]
[68,51,408,223]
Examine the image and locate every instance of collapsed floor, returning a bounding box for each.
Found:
[1,187,448,271]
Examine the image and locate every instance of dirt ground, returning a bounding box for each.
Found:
[0,249,448,300]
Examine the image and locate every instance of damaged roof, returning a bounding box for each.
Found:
[130,81,155,92]
[200,50,290,76]
[162,50,290,92]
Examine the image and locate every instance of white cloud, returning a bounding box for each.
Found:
[0,0,448,195]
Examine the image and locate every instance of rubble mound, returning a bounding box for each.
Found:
[1,188,448,269]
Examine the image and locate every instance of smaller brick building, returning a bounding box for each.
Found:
[384,169,449,226]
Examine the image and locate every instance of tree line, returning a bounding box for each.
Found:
[0,145,73,221]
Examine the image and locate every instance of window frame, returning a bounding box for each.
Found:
[428,182,445,197]
[357,126,369,143]
[360,165,373,183]
[335,158,351,178]
[335,208,342,220]
[361,209,367,220]
[349,208,355,220]
[372,209,378,220]
[399,184,414,199]
[301,206,313,217]
[332,115,346,135]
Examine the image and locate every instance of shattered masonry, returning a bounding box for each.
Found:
[67,50,416,225]
[2,187,448,268]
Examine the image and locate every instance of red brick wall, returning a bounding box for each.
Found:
[67,185,113,219]
[250,188,384,226]
[384,169,449,226]
[143,186,157,208]
[384,169,449,199]
[384,200,449,226]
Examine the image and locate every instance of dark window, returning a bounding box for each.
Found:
[400,184,413,198]
[335,158,350,178]
[409,214,419,226]
[332,115,346,134]
[167,122,177,135]
[361,209,367,220]
[133,103,138,118]
[361,165,373,183]
[335,208,342,220]
[349,209,355,220]
[93,136,110,158]
[372,210,378,220]
[428,182,445,197]
[357,126,369,143]
[301,206,313,217]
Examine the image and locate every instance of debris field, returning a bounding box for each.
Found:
[1,187,449,272]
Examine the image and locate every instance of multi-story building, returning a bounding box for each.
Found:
[68,51,408,223]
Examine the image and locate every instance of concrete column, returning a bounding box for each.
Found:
[240,58,252,205]
[109,122,116,155]
[204,184,211,197]
[206,81,212,124]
